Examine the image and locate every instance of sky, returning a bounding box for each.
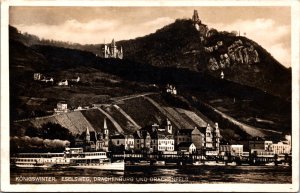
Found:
[9,6,291,67]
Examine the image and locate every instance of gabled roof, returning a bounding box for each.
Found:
[178,142,194,148]
[192,127,206,135]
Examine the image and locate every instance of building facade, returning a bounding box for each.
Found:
[102,39,123,59]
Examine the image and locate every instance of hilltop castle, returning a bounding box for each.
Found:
[192,10,209,42]
[102,39,123,59]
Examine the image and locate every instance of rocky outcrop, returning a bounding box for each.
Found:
[207,39,260,71]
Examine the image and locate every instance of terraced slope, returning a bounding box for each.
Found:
[117,96,172,128]
[12,94,213,137]
[12,93,275,140]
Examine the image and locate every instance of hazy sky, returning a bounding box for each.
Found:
[10,6,291,67]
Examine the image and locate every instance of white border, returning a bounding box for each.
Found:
[1,0,299,192]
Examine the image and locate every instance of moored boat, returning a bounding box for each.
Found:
[11,147,125,171]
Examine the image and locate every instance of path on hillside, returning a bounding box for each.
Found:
[203,102,282,137]
[113,105,141,130]
[112,92,156,102]
[97,107,124,135]
[142,96,182,129]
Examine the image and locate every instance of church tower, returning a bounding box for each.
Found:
[205,124,213,149]
[166,119,172,134]
[104,117,109,139]
[214,122,220,151]
[85,126,90,142]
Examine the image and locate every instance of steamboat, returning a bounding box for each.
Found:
[11,147,125,171]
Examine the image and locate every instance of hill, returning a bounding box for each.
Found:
[9,25,291,144]
[10,21,291,100]
[117,19,291,100]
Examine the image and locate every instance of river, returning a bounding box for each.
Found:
[11,165,291,184]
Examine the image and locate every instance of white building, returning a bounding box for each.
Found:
[151,123,174,152]
[220,144,243,156]
[178,142,196,154]
[34,73,42,80]
[54,102,68,113]
[272,141,291,155]
[58,80,68,86]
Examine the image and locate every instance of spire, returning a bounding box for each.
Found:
[104,117,107,130]
[112,39,116,47]
[86,126,90,135]
[85,126,90,142]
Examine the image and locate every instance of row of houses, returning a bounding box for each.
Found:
[33,73,80,86]
[219,136,292,158]
[77,117,221,154]
[76,115,291,158]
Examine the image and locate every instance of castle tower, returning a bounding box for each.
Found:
[111,39,117,58]
[118,46,123,59]
[85,126,90,142]
[192,10,200,23]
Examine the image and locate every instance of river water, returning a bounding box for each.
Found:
[11,165,291,184]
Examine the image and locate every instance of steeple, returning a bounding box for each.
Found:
[85,126,90,142]
[104,117,109,139]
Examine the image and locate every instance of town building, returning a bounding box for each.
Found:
[54,102,68,113]
[166,84,177,95]
[125,134,135,151]
[58,80,68,86]
[111,134,125,147]
[220,144,243,157]
[102,39,123,59]
[178,142,196,154]
[71,76,80,83]
[175,129,192,146]
[191,127,205,151]
[34,73,42,80]
[150,123,174,152]
[272,141,291,155]
[249,139,273,151]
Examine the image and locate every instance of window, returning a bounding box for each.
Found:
[117,140,119,145]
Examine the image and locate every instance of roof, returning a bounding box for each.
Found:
[178,142,194,148]
[192,127,206,135]
[177,129,193,135]
[110,134,125,139]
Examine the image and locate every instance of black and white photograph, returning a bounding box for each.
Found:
[1,0,299,192]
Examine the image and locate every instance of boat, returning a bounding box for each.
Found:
[69,159,124,170]
[193,161,204,166]
[265,162,275,166]
[227,162,237,166]
[11,147,125,171]
[204,161,226,166]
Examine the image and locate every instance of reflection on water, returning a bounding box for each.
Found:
[11,165,292,184]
